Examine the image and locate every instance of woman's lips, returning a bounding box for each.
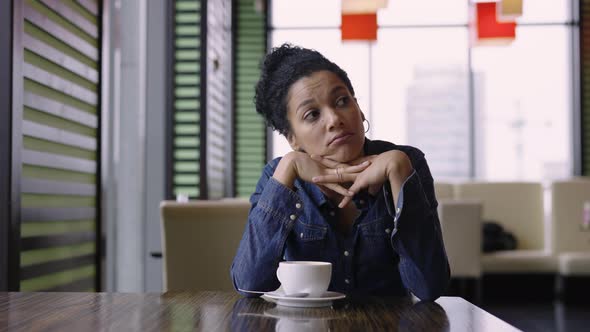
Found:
[329,133,354,146]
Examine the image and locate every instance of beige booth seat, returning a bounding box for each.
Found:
[558,253,590,276]
[480,250,556,273]
[456,182,556,273]
[551,180,590,276]
[160,199,250,291]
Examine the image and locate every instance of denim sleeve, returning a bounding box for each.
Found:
[383,154,450,301]
[230,162,303,297]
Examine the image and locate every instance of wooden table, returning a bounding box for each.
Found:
[0,292,519,331]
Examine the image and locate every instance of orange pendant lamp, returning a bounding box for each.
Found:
[498,0,523,21]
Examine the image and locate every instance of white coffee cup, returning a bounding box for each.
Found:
[276,261,332,297]
[276,317,328,332]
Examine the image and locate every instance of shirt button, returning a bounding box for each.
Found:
[385,228,391,234]
[290,214,297,220]
[359,200,365,205]
[344,250,349,256]
[329,211,336,217]
[396,207,401,214]
[295,203,302,209]
[300,233,304,238]
[344,278,350,284]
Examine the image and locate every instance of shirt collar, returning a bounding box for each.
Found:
[363,137,380,155]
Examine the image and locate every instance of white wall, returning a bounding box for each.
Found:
[144,0,167,292]
[103,0,148,292]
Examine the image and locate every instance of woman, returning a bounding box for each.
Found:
[231,44,450,301]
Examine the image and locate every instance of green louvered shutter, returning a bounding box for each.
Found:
[583,0,590,175]
[17,0,101,291]
[233,0,267,197]
[171,0,202,198]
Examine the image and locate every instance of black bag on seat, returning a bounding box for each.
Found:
[482,221,517,253]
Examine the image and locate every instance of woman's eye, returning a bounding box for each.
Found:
[304,109,319,121]
[336,96,349,107]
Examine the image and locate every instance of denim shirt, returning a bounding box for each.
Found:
[230,139,450,301]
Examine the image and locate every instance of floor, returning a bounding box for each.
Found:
[449,276,590,332]
[482,301,590,332]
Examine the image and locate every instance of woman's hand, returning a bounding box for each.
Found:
[312,150,413,208]
[273,151,371,198]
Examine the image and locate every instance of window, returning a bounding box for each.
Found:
[270,0,577,181]
[372,28,470,179]
[471,26,572,180]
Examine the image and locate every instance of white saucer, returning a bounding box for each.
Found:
[261,291,346,308]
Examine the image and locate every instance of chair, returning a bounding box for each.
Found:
[438,199,483,278]
[551,179,590,255]
[437,198,483,302]
[434,182,455,201]
[455,182,556,274]
[160,198,250,291]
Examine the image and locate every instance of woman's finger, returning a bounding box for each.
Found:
[338,195,353,209]
[312,173,357,184]
[343,160,371,173]
[322,183,354,197]
[337,178,368,208]
[346,179,366,197]
[311,161,371,183]
[348,155,376,166]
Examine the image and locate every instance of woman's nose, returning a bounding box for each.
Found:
[325,108,343,130]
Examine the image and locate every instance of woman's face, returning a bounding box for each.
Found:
[286,70,365,163]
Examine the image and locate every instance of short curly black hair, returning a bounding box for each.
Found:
[254,44,355,137]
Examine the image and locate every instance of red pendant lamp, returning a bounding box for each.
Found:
[475,1,516,45]
[341,0,388,41]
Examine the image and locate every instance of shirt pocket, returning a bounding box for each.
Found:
[285,221,328,261]
[357,217,395,261]
[358,216,395,238]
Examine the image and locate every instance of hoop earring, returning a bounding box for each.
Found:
[363,119,371,133]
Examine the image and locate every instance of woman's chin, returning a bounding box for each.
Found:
[330,148,364,164]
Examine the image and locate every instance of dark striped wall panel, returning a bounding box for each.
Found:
[233,0,266,197]
[18,0,100,292]
[583,0,590,175]
[206,0,232,198]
